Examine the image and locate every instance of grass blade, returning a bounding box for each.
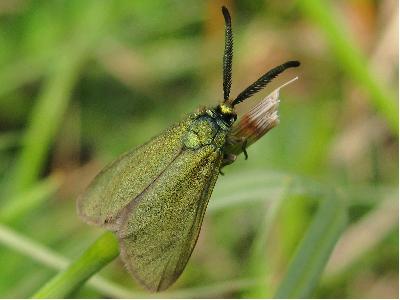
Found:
[0,131,20,151]
[6,51,87,196]
[32,232,119,299]
[274,191,348,298]
[298,0,398,133]
[0,224,141,298]
[158,278,262,299]
[0,175,61,223]
[325,197,398,277]
[242,179,293,298]
[5,1,113,197]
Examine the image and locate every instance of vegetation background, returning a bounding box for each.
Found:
[0,0,398,298]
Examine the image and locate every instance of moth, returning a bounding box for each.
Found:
[78,6,300,292]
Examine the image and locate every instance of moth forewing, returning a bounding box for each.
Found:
[76,119,191,230]
[226,77,299,156]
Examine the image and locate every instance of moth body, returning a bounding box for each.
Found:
[77,6,300,292]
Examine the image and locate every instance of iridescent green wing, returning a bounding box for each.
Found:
[117,145,222,291]
[77,119,191,230]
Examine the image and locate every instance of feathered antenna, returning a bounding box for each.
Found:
[222,6,233,102]
[232,61,300,106]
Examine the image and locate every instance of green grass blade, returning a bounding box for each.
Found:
[0,223,69,271]
[242,179,293,298]
[298,0,398,133]
[324,197,398,278]
[159,278,262,298]
[0,131,21,151]
[0,175,61,223]
[274,192,348,298]
[32,231,119,299]
[0,57,47,100]
[0,224,140,298]
[5,1,112,197]
[6,51,86,196]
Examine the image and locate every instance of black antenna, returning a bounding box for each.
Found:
[222,6,233,102]
[232,60,300,106]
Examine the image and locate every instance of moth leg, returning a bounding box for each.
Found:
[220,153,237,172]
[225,133,249,160]
[225,133,241,147]
[241,139,248,160]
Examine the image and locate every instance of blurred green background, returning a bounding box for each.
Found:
[0,0,398,298]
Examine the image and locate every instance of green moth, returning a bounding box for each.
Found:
[78,6,300,292]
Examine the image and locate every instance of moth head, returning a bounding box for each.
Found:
[216,102,237,125]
